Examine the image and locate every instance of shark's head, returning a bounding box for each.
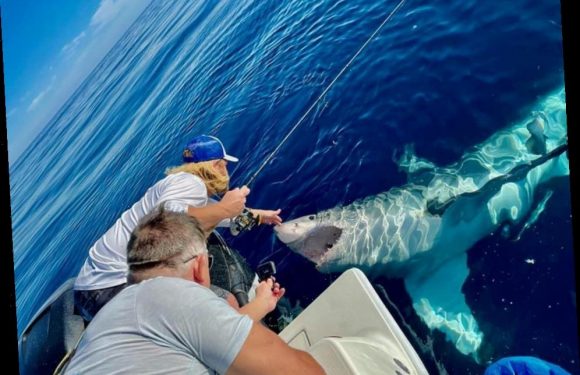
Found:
[274,212,345,268]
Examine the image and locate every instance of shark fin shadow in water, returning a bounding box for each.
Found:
[498,186,554,242]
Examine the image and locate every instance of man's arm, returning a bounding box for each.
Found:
[226,322,325,375]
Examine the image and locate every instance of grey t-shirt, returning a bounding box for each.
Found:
[65,277,253,374]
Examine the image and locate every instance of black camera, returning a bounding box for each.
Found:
[256,261,276,282]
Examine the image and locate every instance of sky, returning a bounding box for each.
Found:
[1,0,152,164]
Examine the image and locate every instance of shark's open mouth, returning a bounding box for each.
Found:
[275,222,343,265]
[301,244,332,265]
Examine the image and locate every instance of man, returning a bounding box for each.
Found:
[65,210,325,375]
[73,134,282,322]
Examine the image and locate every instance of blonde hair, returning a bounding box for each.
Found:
[165,160,229,196]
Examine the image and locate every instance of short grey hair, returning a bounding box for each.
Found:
[127,208,207,271]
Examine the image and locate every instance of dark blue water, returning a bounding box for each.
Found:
[10,0,576,373]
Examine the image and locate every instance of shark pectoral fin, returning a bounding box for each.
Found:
[405,253,483,357]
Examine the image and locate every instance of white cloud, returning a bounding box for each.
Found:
[61,31,87,55]
[90,0,126,30]
[7,107,19,118]
[27,86,52,112]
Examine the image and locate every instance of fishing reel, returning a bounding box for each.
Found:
[230,208,259,236]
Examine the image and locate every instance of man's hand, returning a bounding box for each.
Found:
[255,277,285,314]
[220,186,251,217]
[250,209,283,225]
[239,277,285,322]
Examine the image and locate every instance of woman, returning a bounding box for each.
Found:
[73,134,282,322]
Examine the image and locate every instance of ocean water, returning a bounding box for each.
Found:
[9,0,576,373]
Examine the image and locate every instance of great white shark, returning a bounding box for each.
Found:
[274,88,569,358]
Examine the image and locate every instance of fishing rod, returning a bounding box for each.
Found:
[230,0,409,235]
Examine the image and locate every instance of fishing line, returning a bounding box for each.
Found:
[229,0,408,235]
[245,0,408,186]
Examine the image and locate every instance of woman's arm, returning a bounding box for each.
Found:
[188,186,250,232]
[248,208,283,226]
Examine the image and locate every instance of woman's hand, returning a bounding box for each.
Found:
[251,209,283,225]
[220,186,251,217]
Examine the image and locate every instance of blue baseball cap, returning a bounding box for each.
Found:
[182,135,239,163]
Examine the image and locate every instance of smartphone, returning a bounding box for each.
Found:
[256,261,276,282]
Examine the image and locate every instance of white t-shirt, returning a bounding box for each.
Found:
[65,277,253,375]
[75,172,212,291]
